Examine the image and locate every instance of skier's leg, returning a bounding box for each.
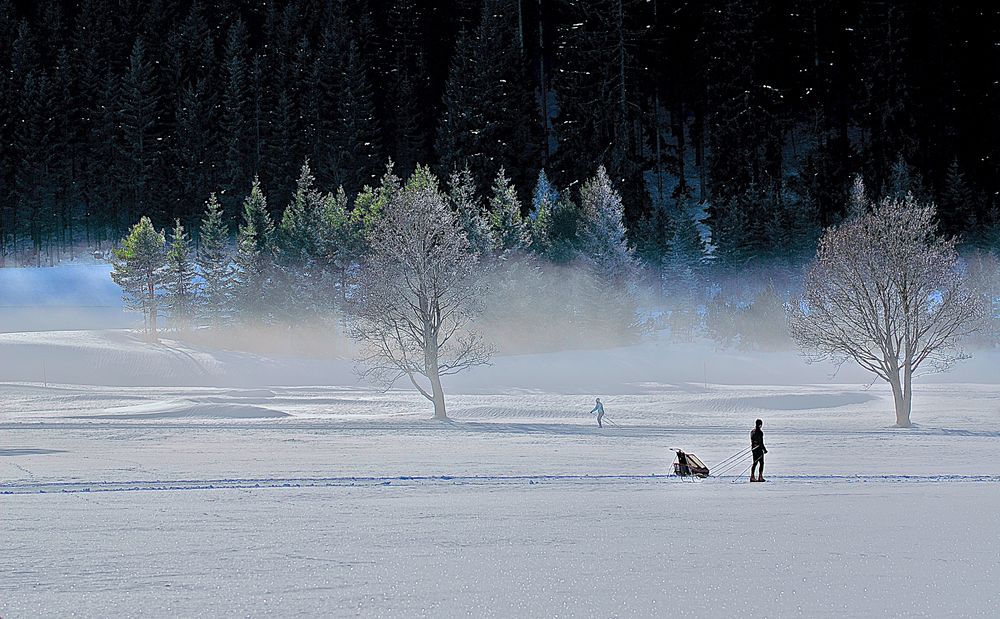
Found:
[759,456,765,481]
[598,412,603,428]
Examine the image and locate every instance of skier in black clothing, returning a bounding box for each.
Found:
[750,418,767,482]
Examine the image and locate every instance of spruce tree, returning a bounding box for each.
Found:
[448,166,492,259]
[488,168,528,254]
[319,186,363,311]
[335,41,382,197]
[940,158,975,237]
[529,170,560,255]
[578,166,635,283]
[231,178,274,321]
[164,219,196,333]
[277,161,326,316]
[220,19,249,205]
[197,193,230,326]
[111,216,166,341]
[436,0,539,192]
[119,37,158,223]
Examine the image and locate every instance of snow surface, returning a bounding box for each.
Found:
[1,330,999,617]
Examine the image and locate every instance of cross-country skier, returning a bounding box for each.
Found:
[750,418,767,482]
[591,398,605,428]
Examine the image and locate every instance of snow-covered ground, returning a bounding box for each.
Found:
[2,331,999,617]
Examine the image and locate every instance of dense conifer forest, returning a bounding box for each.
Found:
[2,0,998,266]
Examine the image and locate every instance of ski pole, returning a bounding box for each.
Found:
[711,447,752,471]
[730,460,756,483]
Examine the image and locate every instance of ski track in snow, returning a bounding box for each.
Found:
[4,473,1000,495]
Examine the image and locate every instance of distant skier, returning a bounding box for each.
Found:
[750,418,767,482]
[591,398,605,428]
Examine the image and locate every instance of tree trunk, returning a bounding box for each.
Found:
[888,373,911,428]
[428,366,448,420]
[423,315,448,420]
[148,276,158,342]
[899,363,913,428]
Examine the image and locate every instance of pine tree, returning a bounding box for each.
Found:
[335,41,382,197]
[119,37,159,223]
[940,158,976,237]
[352,161,402,243]
[847,175,868,220]
[277,161,326,316]
[173,79,215,222]
[488,168,528,254]
[197,193,230,326]
[278,160,324,264]
[448,166,492,259]
[231,178,275,321]
[529,170,560,255]
[578,166,635,283]
[220,19,249,206]
[164,219,196,333]
[319,186,363,311]
[111,216,166,341]
[436,0,539,192]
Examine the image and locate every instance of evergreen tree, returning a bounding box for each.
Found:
[529,170,560,255]
[940,158,976,237]
[278,160,324,263]
[847,175,868,220]
[197,193,230,326]
[277,161,326,316]
[319,186,363,311]
[118,38,159,223]
[173,79,215,223]
[231,178,275,321]
[334,41,382,197]
[220,19,249,206]
[578,166,635,283]
[488,168,528,254]
[164,219,197,333]
[448,166,493,259]
[435,0,539,192]
[352,161,402,243]
[111,216,166,341]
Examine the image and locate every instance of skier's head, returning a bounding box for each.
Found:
[755,418,763,428]
[596,398,601,404]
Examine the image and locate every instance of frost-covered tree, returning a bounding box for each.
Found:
[847,175,868,219]
[529,169,559,254]
[231,178,274,320]
[352,170,494,419]
[163,219,196,333]
[448,166,492,259]
[488,167,527,254]
[578,166,635,283]
[197,193,230,326]
[789,195,988,427]
[111,216,166,341]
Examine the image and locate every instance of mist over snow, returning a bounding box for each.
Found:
[3,0,1000,616]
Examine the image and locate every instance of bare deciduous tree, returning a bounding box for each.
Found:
[789,194,987,427]
[351,170,494,419]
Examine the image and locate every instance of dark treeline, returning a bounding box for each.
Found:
[2,0,999,265]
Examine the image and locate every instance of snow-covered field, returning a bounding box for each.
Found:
[2,331,999,617]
